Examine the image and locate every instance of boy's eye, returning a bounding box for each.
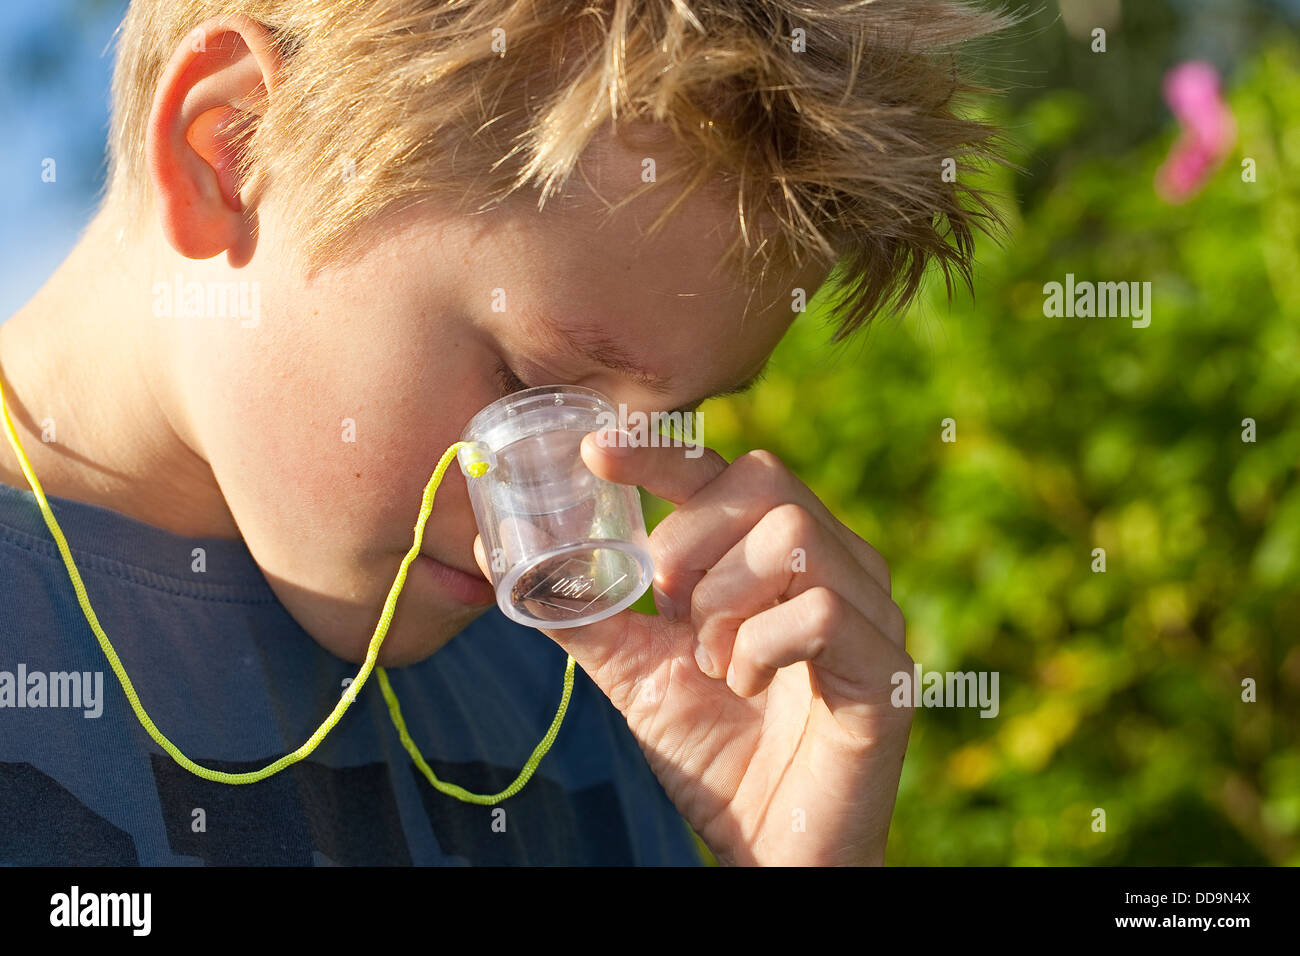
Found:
[493,357,698,419]
[493,360,530,397]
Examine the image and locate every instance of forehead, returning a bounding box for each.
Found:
[458,126,830,394]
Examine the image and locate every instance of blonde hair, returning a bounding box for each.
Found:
[107,0,1014,340]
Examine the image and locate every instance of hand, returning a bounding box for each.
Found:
[477,435,913,866]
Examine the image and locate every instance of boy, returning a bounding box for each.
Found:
[0,0,1008,865]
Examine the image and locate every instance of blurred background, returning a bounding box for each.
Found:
[3,0,1297,865]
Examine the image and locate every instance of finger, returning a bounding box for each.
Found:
[647,448,892,616]
[581,429,729,506]
[726,586,914,741]
[689,503,904,680]
[580,429,731,624]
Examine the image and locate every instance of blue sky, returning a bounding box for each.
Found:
[0,0,128,318]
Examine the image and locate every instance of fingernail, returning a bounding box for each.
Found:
[695,642,719,679]
[652,584,677,623]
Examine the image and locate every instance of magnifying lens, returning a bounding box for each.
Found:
[457,385,654,629]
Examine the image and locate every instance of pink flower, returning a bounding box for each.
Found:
[1155,61,1236,203]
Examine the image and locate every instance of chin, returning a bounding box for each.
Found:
[310,603,488,668]
[262,555,493,667]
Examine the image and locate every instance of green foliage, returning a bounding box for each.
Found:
[651,41,1300,866]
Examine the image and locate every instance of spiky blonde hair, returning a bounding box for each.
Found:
[107,0,1014,340]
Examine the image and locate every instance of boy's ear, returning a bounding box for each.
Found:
[145,17,282,268]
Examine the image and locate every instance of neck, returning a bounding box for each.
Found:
[0,210,241,540]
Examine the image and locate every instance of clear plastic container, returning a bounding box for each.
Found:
[457,385,654,629]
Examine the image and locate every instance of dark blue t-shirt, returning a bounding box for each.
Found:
[0,481,702,865]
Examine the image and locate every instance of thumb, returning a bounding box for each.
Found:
[530,550,696,707]
[537,602,685,713]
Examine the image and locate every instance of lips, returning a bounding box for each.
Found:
[415,551,496,605]
[419,548,483,579]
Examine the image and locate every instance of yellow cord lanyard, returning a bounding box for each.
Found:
[0,375,574,803]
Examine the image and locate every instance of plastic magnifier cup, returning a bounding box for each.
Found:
[457,385,654,629]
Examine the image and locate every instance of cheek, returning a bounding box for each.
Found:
[184,288,494,579]
[194,330,375,568]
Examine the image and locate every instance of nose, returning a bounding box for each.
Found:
[418,454,486,577]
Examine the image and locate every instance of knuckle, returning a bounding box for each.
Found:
[739,447,784,471]
[732,448,787,491]
[764,501,816,547]
[802,586,843,634]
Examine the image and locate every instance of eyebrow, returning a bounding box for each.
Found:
[540,318,772,412]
